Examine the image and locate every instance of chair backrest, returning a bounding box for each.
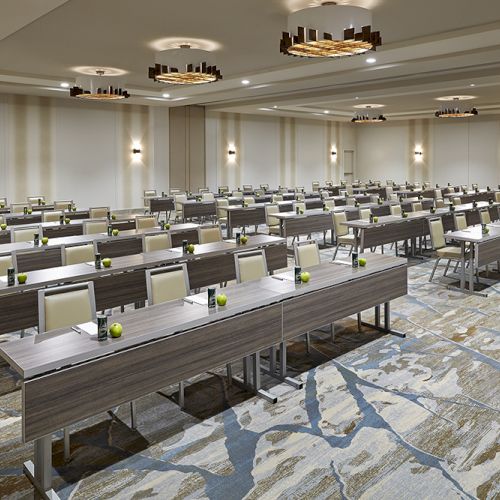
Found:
[202,192,215,202]
[198,225,223,244]
[385,186,394,199]
[435,198,445,208]
[11,225,41,243]
[144,189,157,198]
[83,219,108,235]
[42,210,63,222]
[412,202,423,212]
[360,208,371,220]
[480,209,491,225]
[495,192,500,203]
[10,203,29,214]
[232,190,243,198]
[38,282,96,333]
[242,184,253,191]
[0,197,6,207]
[170,188,182,195]
[386,180,394,186]
[27,196,45,204]
[295,186,305,193]
[234,250,268,283]
[424,182,431,188]
[294,240,320,269]
[54,200,73,210]
[452,197,462,206]
[390,194,399,201]
[434,189,442,199]
[198,188,209,194]
[428,218,446,250]
[296,192,305,201]
[325,180,333,187]
[89,207,109,219]
[62,244,95,266]
[218,185,229,193]
[260,184,269,191]
[332,211,348,237]
[0,254,14,276]
[293,201,306,213]
[272,194,283,203]
[143,233,172,252]
[346,185,354,195]
[324,199,335,210]
[136,215,157,230]
[454,213,467,231]
[346,197,355,206]
[390,205,402,216]
[243,196,255,205]
[174,193,187,211]
[216,198,229,219]
[320,190,330,200]
[146,264,190,305]
[265,204,280,226]
[312,181,320,191]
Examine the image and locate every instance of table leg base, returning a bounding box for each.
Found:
[360,321,406,338]
[260,365,303,390]
[446,284,488,298]
[23,461,60,500]
[229,376,278,403]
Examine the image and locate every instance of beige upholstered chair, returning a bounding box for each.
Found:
[0,254,14,276]
[424,182,431,189]
[10,203,29,214]
[198,225,223,244]
[83,220,108,235]
[42,210,63,222]
[231,190,242,199]
[142,233,171,253]
[452,197,462,206]
[293,201,306,213]
[174,193,187,219]
[434,189,442,199]
[479,209,491,225]
[296,192,305,202]
[265,204,281,235]
[62,244,95,265]
[218,185,229,194]
[360,208,371,220]
[11,225,41,243]
[27,196,45,204]
[390,194,399,201]
[294,240,320,268]
[390,205,402,216]
[146,264,190,306]
[346,185,354,195]
[170,188,182,195]
[495,192,500,203]
[0,197,7,207]
[312,181,320,192]
[198,188,210,194]
[386,180,394,186]
[332,212,355,260]
[428,218,464,282]
[272,194,283,203]
[243,196,255,205]
[320,190,330,200]
[295,186,305,193]
[54,200,73,210]
[234,250,268,283]
[216,198,229,224]
[346,197,356,206]
[260,184,269,191]
[454,213,467,231]
[202,192,215,202]
[323,199,335,210]
[412,202,423,212]
[435,198,445,208]
[325,181,333,187]
[242,184,253,191]
[135,215,156,230]
[89,207,109,219]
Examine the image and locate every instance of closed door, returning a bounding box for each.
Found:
[343,150,355,183]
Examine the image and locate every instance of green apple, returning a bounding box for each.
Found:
[111,214,117,220]
[359,257,367,267]
[64,218,71,224]
[373,216,379,223]
[430,207,436,213]
[482,227,490,234]
[0,204,4,208]
[240,235,248,244]
[300,271,311,283]
[112,229,119,236]
[164,223,171,230]
[402,212,408,218]
[72,206,77,212]
[0,223,6,230]
[17,273,27,284]
[108,322,123,338]
[216,294,227,306]
[102,257,112,268]
[27,209,33,215]
[299,209,304,214]
[187,243,195,254]
[41,201,46,205]
[41,236,49,245]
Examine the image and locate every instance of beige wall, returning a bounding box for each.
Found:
[0,94,169,209]
[205,111,356,191]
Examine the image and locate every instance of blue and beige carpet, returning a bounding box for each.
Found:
[0,243,499,499]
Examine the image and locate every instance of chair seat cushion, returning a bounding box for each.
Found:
[269,225,281,235]
[338,234,355,245]
[436,246,463,259]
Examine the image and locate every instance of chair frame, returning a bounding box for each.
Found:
[145,263,190,306]
[142,231,172,253]
[89,206,110,219]
[234,249,268,283]
[197,224,223,244]
[10,224,42,243]
[60,242,97,266]
[135,215,157,230]
[83,219,109,235]
[294,239,320,268]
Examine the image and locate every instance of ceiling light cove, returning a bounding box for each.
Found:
[71,66,127,76]
[353,103,384,109]
[280,2,381,58]
[148,37,222,52]
[435,95,476,101]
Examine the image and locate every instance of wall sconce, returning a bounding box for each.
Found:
[228,149,236,155]
[132,147,142,154]
[414,151,423,156]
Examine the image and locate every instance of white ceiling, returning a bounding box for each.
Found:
[1,0,500,118]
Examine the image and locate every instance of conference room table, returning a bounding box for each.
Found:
[443,190,498,205]
[0,234,287,335]
[343,202,500,255]
[444,223,500,295]
[2,209,91,226]
[180,200,217,221]
[0,223,201,272]
[0,252,407,499]
[147,197,175,215]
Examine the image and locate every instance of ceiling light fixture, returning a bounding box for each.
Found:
[60,82,70,88]
[162,93,170,98]
[149,44,222,85]
[323,110,330,114]
[280,1,381,58]
[70,70,130,100]
[351,105,387,123]
[241,79,250,85]
[435,97,478,118]
[366,57,376,64]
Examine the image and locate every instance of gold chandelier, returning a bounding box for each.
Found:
[352,106,387,123]
[70,70,130,100]
[149,44,222,85]
[281,2,381,58]
[435,97,478,118]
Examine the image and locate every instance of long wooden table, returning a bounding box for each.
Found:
[0,235,287,334]
[0,253,407,498]
[2,209,91,226]
[180,200,216,221]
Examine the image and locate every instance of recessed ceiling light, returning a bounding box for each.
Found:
[241,79,250,85]
[355,96,359,100]
[258,107,273,111]
[273,105,278,109]
[366,57,377,64]
[436,95,476,101]
[323,110,330,114]
[60,82,70,88]
[469,84,475,87]
[353,103,385,109]
[162,93,170,98]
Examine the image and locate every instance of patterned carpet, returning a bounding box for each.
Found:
[0,241,499,499]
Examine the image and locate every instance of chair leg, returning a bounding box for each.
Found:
[226,364,232,385]
[305,332,311,354]
[429,258,441,282]
[178,381,185,409]
[443,259,451,277]
[348,245,353,256]
[63,428,70,462]
[330,323,335,343]
[333,245,339,260]
[130,401,137,429]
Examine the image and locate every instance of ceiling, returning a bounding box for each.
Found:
[1,0,500,119]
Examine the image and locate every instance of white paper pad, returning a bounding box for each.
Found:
[184,295,208,306]
[332,260,352,266]
[0,276,7,283]
[76,321,98,336]
[272,274,295,282]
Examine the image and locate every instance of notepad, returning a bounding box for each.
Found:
[184,295,208,306]
[332,260,352,266]
[77,321,98,336]
[0,276,7,283]
[272,274,295,282]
